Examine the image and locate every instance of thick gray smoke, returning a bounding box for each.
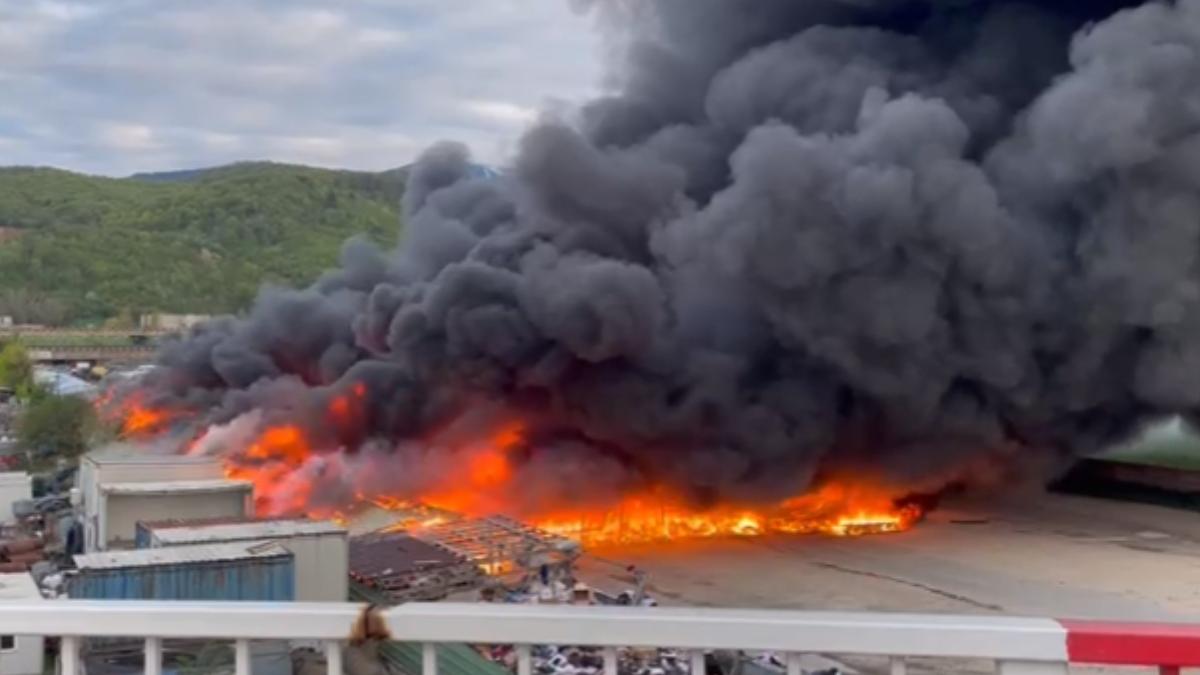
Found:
[135,0,1200,509]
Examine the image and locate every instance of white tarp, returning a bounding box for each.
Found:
[32,369,96,397]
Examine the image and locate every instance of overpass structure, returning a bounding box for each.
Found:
[2,601,1197,675]
[0,329,165,364]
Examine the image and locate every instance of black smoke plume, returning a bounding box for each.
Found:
[132,0,1200,509]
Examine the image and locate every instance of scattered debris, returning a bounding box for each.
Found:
[0,534,44,572]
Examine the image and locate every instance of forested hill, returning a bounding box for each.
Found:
[0,162,407,325]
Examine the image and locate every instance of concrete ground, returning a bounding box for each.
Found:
[574,491,1200,674]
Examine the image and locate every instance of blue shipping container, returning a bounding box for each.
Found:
[69,542,295,601]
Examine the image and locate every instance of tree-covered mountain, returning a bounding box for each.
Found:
[0,162,409,324]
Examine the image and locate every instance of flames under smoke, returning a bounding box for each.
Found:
[111,0,1200,535]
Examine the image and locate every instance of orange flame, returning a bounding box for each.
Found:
[527,482,922,546]
[120,391,925,544]
[100,391,176,438]
[123,404,169,436]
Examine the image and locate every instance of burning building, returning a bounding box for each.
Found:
[105,0,1200,540]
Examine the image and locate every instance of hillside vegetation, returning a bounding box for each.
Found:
[0,162,406,324]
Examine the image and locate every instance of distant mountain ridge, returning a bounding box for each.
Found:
[127,167,219,183]
[0,161,439,324]
[127,160,500,184]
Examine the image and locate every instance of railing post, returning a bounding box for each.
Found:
[890,657,907,675]
[423,642,437,675]
[785,653,801,675]
[234,639,251,675]
[324,640,342,675]
[996,661,1067,674]
[690,650,705,675]
[516,644,531,675]
[144,637,162,675]
[60,636,80,675]
[603,646,618,675]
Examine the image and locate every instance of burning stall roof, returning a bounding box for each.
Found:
[349,531,481,603]
[408,515,580,574]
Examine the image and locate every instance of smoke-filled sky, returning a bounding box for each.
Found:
[131,0,1200,512]
[0,0,601,176]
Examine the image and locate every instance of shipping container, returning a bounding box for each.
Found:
[0,573,45,675]
[138,517,348,602]
[79,452,227,552]
[68,541,294,601]
[97,480,252,550]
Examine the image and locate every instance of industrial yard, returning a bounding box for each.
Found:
[578,492,1200,620]
[0,441,1196,674]
[14,422,1182,644]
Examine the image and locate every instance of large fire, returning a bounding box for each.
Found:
[96,390,177,439]
[107,392,926,547]
[532,484,923,545]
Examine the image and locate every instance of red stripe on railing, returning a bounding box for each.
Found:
[1061,619,1200,667]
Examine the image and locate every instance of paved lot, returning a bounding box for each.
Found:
[576,492,1200,674]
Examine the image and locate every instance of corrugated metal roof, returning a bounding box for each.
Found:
[350,532,465,578]
[149,518,346,544]
[0,572,42,601]
[101,479,252,495]
[139,515,256,529]
[75,541,289,570]
[86,449,220,465]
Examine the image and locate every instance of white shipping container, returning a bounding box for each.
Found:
[79,450,228,552]
[97,480,252,550]
[143,519,348,602]
[0,573,44,675]
[0,473,31,524]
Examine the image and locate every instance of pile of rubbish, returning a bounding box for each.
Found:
[5,468,79,597]
[483,645,700,675]
[482,643,842,675]
[0,535,44,572]
[0,534,66,597]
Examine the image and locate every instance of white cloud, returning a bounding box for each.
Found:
[0,0,603,175]
[98,123,158,152]
[460,100,539,126]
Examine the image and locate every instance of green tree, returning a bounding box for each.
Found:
[0,162,405,323]
[17,394,96,458]
[0,341,33,396]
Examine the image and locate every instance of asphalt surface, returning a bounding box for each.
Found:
[576,491,1200,674]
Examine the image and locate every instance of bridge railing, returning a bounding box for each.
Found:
[2,601,1197,675]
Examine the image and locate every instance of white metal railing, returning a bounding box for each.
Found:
[1,600,1196,675]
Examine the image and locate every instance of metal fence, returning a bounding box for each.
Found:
[1,600,1197,675]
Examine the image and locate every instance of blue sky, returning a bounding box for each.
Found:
[0,0,602,176]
